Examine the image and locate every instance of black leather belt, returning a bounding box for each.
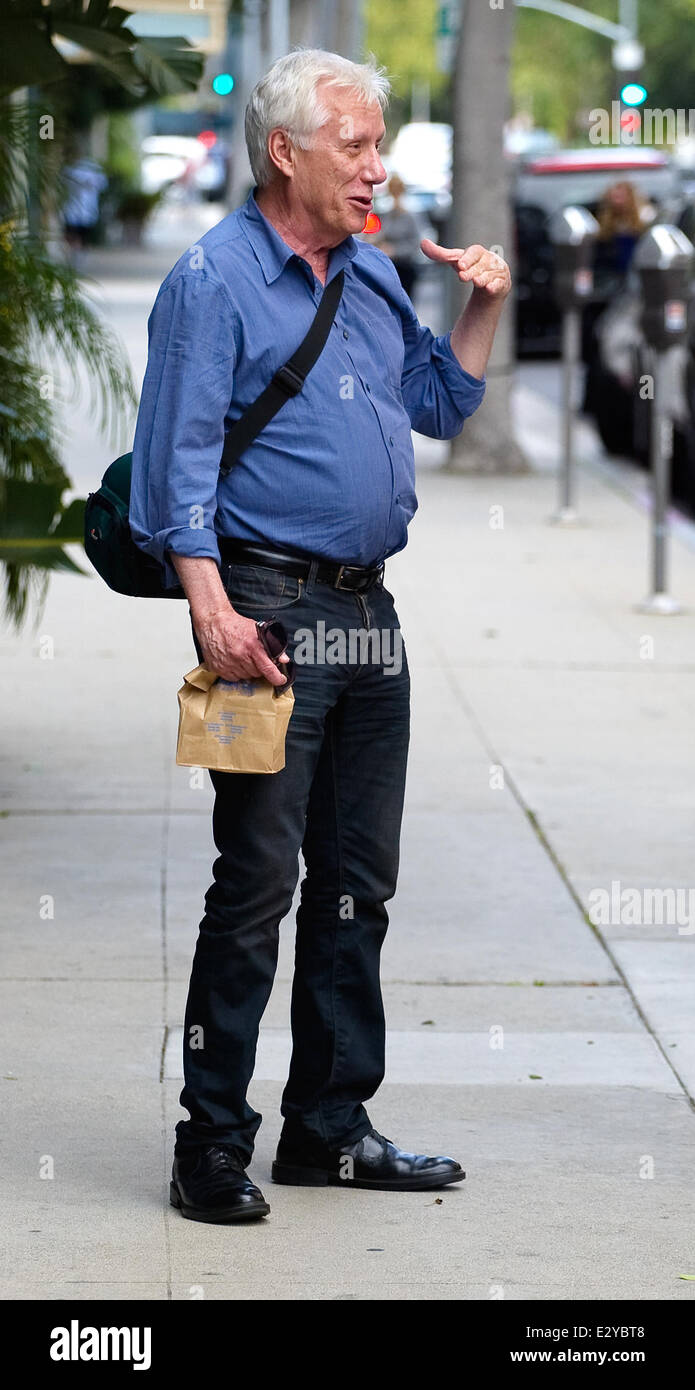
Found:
[218,538,385,593]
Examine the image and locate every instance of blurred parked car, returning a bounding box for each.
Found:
[140,134,229,201]
[515,147,682,355]
[140,136,207,194]
[192,143,230,202]
[389,122,451,188]
[504,126,560,163]
[674,138,695,198]
[387,122,452,237]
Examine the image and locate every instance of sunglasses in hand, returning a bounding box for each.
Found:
[255,617,296,692]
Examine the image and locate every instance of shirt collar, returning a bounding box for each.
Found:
[241,186,358,285]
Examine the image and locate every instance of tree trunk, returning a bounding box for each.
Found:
[291,0,362,54]
[446,0,527,474]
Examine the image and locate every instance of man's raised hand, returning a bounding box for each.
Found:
[420,238,511,300]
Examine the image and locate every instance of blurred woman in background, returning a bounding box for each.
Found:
[372,173,422,298]
[581,180,656,413]
[596,179,655,275]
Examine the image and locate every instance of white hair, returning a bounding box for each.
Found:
[245,48,391,188]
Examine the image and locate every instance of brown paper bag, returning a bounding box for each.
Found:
[176,664,295,773]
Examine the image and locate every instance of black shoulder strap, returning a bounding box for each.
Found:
[219,268,345,477]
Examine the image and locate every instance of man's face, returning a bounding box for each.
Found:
[288,83,387,241]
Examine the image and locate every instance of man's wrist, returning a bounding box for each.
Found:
[468,285,508,315]
[192,602,235,628]
[170,553,235,626]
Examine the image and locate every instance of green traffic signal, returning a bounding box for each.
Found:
[212,73,234,96]
[620,82,648,107]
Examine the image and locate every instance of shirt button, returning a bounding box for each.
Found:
[365,382,371,392]
[389,435,394,446]
[343,329,349,340]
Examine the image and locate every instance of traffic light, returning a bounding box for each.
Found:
[620,80,648,107]
[212,73,234,96]
[617,69,648,138]
[612,38,647,132]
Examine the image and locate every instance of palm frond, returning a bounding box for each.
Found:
[0,96,136,626]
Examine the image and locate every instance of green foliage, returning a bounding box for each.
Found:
[513,0,695,144]
[641,0,695,114]
[364,0,450,132]
[366,0,695,146]
[0,0,204,101]
[0,0,204,628]
[0,482,87,628]
[114,187,165,221]
[105,111,140,187]
[0,103,136,627]
[512,1,612,142]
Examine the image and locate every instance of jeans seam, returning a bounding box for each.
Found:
[316,711,346,1146]
[342,589,375,686]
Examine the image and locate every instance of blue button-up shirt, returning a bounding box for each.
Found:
[130,189,486,589]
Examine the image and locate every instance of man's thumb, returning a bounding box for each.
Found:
[420,237,443,260]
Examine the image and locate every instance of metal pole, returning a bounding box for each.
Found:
[268,0,289,62]
[318,0,335,49]
[230,0,264,208]
[411,79,431,123]
[638,348,682,613]
[552,307,581,522]
[515,0,633,43]
[652,349,667,594]
[618,0,639,42]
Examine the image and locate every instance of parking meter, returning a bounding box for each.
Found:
[547,207,599,521]
[634,224,693,351]
[634,224,695,613]
[549,205,599,310]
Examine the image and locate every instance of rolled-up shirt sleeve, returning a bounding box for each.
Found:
[398,289,486,439]
[130,271,237,590]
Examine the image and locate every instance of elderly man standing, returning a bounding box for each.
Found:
[130,48,511,1224]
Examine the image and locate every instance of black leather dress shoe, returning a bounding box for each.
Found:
[170,1145,270,1223]
[271,1127,465,1191]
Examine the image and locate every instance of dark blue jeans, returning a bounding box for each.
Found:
[175,557,411,1165]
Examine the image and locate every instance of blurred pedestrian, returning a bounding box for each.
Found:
[371,173,422,297]
[596,179,655,276]
[582,180,656,399]
[61,154,107,269]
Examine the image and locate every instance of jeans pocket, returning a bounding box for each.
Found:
[221,561,303,614]
[376,583,404,637]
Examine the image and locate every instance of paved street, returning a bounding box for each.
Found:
[2,205,695,1300]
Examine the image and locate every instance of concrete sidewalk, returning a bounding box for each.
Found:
[1,215,695,1301]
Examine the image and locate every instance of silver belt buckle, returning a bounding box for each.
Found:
[333,564,347,589]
